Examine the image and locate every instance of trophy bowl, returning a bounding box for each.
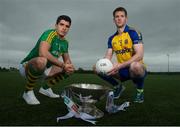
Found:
[65,83,111,118]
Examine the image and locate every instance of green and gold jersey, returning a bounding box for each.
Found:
[21,29,69,67]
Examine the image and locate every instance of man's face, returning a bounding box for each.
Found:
[55,20,70,38]
[114,11,127,28]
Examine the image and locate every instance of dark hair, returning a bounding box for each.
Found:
[113,7,127,17]
[56,15,71,25]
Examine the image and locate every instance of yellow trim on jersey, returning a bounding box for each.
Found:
[46,31,54,42]
[46,31,57,44]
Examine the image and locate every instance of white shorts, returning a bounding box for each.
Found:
[19,63,52,78]
[19,64,26,78]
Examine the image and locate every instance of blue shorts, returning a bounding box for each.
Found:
[118,67,147,82]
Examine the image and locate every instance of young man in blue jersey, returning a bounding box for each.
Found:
[19,15,75,105]
[94,7,147,103]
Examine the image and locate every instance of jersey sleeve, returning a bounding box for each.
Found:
[107,36,113,48]
[39,30,55,44]
[129,30,143,44]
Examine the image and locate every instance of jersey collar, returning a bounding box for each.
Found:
[123,24,129,32]
[114,24,129,35]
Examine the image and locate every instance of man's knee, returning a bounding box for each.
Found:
[130,62,145,77]
[31,57,47,71]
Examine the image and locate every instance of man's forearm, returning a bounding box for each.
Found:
[39,51,64,68]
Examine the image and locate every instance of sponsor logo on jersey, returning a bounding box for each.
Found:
[115,48,132,55]
[124,39,128,44]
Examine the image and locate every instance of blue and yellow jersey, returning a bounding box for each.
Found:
[108,25,143,63]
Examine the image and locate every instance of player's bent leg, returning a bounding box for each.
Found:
[39,65,68,98]
[22,57,47,105]
[19,63,37,104]
[129,62,147,103]
[129,62,145,78]
[45,65,63,77]
[97,73,125,99]
[25,57,47,91]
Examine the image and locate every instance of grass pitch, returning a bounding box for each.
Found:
[0,71,180,126]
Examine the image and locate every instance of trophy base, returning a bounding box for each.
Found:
[79,103,104,119]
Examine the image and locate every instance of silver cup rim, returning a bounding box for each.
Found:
[68,83,111,91]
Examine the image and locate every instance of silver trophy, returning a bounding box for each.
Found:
[64,83,111,118]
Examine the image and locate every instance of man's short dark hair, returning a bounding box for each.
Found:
[56,15,71,25]
[113,7,127,17]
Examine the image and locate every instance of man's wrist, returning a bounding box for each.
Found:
[118,63,123,69]
[60,62,65,69]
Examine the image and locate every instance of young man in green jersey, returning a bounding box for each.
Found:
[19,15,75,105]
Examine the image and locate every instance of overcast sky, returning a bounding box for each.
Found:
[0,0,180,72]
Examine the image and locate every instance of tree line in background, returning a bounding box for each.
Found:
[0,66,92,73]
[0,66,180,75]
[0,66,18,72]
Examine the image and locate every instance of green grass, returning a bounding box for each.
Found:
[0,72,180,125]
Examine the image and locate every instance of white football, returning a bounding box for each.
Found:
[95,58,113,75]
